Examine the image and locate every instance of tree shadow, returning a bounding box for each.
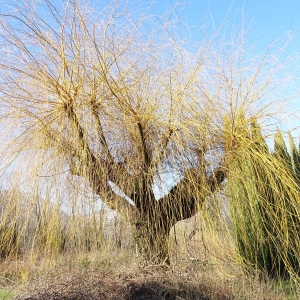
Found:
[125,281,229,300]
[18,276,232,300]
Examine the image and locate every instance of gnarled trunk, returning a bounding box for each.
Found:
[133,211,172,264]
[134,223,171,264]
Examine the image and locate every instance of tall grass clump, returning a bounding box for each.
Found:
[228,117,300,279]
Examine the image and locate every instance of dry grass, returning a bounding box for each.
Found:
[0,183,298,299]
[5,249,297,300]
[0,214,297,300]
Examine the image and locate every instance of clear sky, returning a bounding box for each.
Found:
[149,0,300,43]
[139,0,300,134]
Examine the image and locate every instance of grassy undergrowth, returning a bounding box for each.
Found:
[0,289,18,300]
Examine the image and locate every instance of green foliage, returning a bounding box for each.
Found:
[228,120,300,279]
[0,193,21,258]
[0,223,20,258]
[0,289,19,300]
[288,132,300,180]
[80,257,91,269]
[274,129,291,166]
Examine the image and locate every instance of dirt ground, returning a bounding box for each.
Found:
[11,262,234,300]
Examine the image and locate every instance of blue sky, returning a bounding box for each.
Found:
[125,1,300,136]
[146,0,300,134]
[149,0,300,43]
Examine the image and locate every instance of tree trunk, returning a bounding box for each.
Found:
[130,168,226,264]
[132,193,194,264]
[133,214,171,264]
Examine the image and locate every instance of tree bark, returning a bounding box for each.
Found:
[134,213,171,264]
[132,191,198,264]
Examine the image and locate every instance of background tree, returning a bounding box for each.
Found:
[0,0,293,264]
[228,121,300,278]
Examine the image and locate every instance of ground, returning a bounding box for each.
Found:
[0,215,299,300]
[0,251,297,300]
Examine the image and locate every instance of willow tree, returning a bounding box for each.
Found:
[0,0,290,263]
